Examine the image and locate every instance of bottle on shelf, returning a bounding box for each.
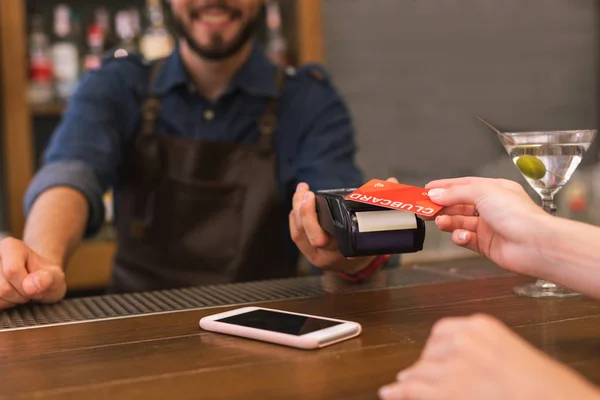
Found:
[265,0,288,67]
[83,23,105,72]
[51,4,80,102]
[140,0,174,61]
[27,13,53,105]
[114,10,138,57]
[95,7,118,50]
[129,7,142,46]
[71,10,85,56]
[97,190,116,241]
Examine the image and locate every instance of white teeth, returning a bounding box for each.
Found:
[202,14,228,24]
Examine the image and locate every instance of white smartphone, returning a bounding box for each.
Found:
[199,306,362,350]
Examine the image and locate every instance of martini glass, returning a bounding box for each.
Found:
[496,129,597,298]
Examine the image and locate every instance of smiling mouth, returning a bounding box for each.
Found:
[190,5,241,25]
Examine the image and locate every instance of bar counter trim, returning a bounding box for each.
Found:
[0,258,512,332]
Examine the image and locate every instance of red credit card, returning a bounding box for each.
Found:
[345,179,442,217]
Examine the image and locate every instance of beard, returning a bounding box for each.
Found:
[169,6,263,61]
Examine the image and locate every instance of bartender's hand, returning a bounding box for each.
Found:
[290,182,381,274]
[378,314,600,400]
[424,177,551,275]
[0,237,66,310]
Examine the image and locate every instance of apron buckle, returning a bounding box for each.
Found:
[258,113,277,156]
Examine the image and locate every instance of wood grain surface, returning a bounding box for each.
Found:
[1,262,599,399]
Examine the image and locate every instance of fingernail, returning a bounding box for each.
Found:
[428,188,445,197]
[297,182,309,191]
[378,385,394,399]
[435,216,442,224]
[457,231,468,241]
[397,371,407,381]
[302,192,311,204]
[33,275,42,291]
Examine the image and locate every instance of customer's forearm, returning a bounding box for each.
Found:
[23,187,89,268]
[535,216,600,299]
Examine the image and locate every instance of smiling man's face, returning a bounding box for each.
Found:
[169,0,265,60]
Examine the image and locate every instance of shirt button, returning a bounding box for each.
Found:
[203,109,215,121]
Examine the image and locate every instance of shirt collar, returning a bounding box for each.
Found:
[150,44,189,95]
[227,42,279,98]
[150,42,280,98]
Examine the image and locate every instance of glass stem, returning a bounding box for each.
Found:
[540,195,560,289]
[541,195,557,216]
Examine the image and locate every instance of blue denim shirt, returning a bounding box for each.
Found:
[24,43,364,243]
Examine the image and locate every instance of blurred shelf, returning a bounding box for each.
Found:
[30,103,66,117]
[65,240,115,291]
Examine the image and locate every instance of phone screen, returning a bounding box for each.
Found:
[216,309,343,336]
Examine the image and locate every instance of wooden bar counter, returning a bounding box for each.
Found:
[1,257,600,399]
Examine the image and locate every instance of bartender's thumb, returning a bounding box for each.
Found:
[22,269,66,302]
[386,177,399,183]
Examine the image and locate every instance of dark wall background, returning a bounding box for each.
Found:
[322,0,599,189]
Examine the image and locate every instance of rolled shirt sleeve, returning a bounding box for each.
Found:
[292,64,364,190]
[282,65,375,273]
[24,161,106,237]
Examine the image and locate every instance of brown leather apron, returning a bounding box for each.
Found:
[109,59,294,293]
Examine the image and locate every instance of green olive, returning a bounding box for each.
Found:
[516,155,546,180]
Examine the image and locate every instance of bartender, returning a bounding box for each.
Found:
[0,0,387,310]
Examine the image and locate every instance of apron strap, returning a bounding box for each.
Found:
[129,58,167,238]
[140,59,167,137]
[258,68,286,155]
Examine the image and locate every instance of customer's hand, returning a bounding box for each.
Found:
[0,237,66,310]
[424,177,549,275]
[290,180,400,274]
[379,314,600,400]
